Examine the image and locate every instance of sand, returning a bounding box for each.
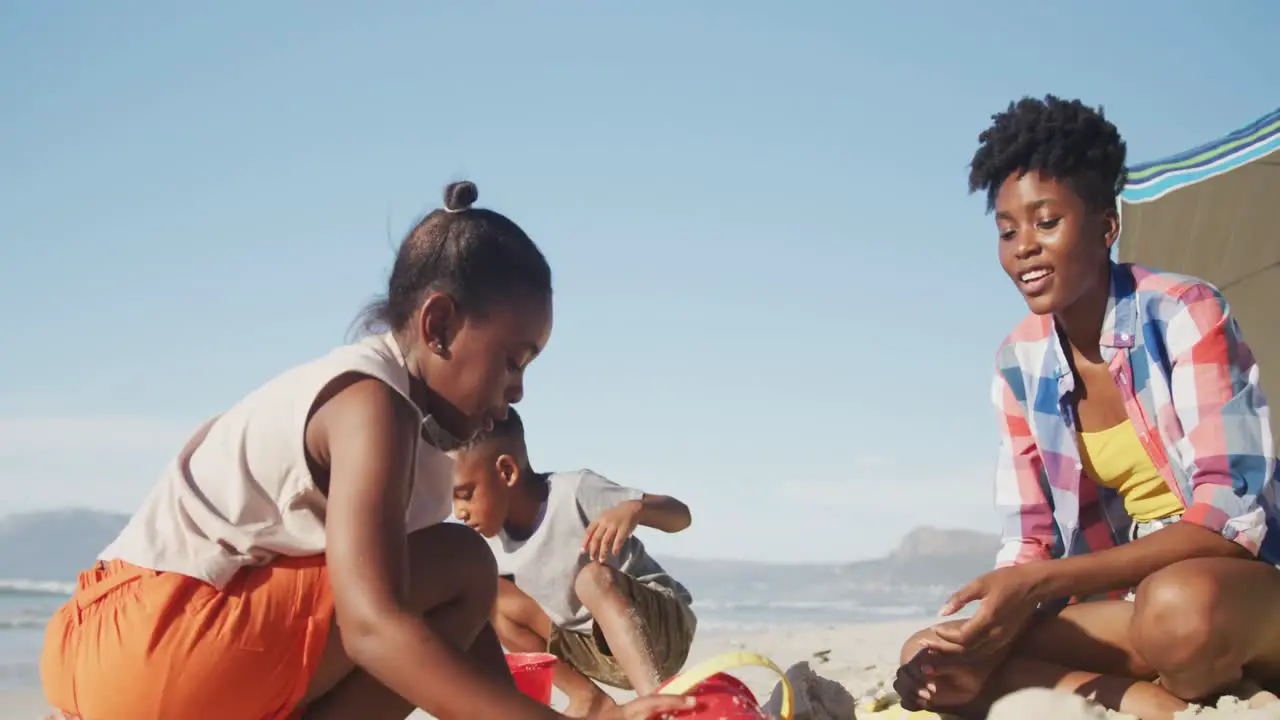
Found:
[2,619,1275,719]
[986,687,1280,720]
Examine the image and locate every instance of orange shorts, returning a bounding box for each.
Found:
[40,556,335,720]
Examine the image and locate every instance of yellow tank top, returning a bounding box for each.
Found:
[1077,419,1183,522]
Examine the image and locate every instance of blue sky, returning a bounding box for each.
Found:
[2,1,1277,562]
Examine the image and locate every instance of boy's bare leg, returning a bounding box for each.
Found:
[492,577,615,717]
[573,564,663,696]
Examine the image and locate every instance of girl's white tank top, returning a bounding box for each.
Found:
[100,332,454,589]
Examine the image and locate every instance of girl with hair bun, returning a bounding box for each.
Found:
[40,181,693,720]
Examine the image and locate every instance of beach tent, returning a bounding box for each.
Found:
[1118,108,1280,449]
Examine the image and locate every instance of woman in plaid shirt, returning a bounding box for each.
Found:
[894,96,1280,719]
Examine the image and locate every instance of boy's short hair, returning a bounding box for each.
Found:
[465,406,527,451]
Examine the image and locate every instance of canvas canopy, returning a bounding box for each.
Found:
[1118,108,1280,449]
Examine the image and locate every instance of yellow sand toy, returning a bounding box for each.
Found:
[856,684,948,719]
[656,650,949,719]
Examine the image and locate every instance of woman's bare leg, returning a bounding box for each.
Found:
[897,601,1178,716]
[983,658,1185,720]
[1130,557,1280,701]
[897,557,1280,716]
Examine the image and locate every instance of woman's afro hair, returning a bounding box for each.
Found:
[968,95,1128,213]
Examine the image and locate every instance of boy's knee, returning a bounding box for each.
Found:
[573,562,619,602]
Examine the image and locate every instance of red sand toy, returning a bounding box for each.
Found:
[656,652,794,719]
[506,652,559,705]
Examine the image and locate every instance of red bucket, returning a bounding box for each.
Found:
[506,652,558,705]
[655,652,793,720]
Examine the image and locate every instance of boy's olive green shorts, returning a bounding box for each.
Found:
[548,573,697,689]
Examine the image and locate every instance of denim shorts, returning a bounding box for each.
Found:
[1123,514,1183,601]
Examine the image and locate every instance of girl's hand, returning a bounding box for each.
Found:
[589,694,695,719]
[583,500,643,563]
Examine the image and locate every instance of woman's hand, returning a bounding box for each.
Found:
[894,646,989,712]
[589,694,695,719]
[924,564,1045,658]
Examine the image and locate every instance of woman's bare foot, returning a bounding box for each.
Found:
[564,688,616,718]
[895,648,993,711]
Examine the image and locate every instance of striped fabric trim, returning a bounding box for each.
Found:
[1121,107,1280,204]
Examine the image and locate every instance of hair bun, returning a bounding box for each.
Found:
[443,181,479,212]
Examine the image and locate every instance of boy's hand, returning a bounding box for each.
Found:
[583,500,642,563]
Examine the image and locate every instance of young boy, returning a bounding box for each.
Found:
[451,408,697,717]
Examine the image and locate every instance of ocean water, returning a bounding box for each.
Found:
[0,582,68,691]
[0,580,935,693]
[689,597,932,631]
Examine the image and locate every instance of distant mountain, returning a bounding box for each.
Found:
[0,509,129,581]
[0,509,999,619]
[889,526,999,562]
[657,526,999,614]
[858,525,1001,586]
[661,526,998,587]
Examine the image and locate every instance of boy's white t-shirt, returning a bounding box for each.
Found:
[489,469,693,633]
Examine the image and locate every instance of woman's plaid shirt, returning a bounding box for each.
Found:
[991,263,1280,570]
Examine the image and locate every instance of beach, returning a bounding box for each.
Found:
[4,617,1278,719]
[0,619,920,719]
